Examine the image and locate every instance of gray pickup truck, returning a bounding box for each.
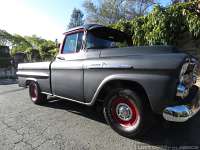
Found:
[17,24,200,137]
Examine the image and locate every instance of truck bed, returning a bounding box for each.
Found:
[17,62,51,93]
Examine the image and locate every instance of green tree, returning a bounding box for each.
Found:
[11,35,58,61]
[68,8,84,29]
[110,1,200,46]
[83,0,156,25]
[11,34,32,55]
[23,35,58,61]
[0,29,58,61]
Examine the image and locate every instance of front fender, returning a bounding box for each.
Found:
[88,73,177,114]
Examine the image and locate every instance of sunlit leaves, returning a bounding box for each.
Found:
[110,1,200,46]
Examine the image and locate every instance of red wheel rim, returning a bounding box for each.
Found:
[111,97,139,128]
[30,83,38,101]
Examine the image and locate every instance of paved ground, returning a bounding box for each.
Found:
[0,82,200,150]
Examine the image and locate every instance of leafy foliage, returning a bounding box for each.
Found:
[110,1,200,46]
[10,35,58,61]
[11,34,32,55]
[0,29,58,62]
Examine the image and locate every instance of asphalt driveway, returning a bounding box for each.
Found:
[0,82,200,150]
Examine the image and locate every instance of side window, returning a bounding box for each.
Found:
[63,33,78,54]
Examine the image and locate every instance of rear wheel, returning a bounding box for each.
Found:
[29,81,47,105]
[103,88,152,138]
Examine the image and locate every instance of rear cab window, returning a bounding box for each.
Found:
[86,27,132,49]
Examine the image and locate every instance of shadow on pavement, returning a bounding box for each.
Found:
[137,115,200,147]
[44,97,106,124]
[43,97,200,148]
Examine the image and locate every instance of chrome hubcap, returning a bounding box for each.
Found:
[116,103,132,121]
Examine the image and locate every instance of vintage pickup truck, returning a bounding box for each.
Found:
[17,24,200,137]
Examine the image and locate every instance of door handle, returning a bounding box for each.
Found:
[57,56,65,60]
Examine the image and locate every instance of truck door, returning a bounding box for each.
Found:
[51,32,85,102]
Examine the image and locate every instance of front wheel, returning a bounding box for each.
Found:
[29,81,47,105]
[103,89,151,138]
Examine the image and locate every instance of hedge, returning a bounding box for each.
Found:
[110,1,200,46]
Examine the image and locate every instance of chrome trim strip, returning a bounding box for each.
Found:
[163,104,200,122]
[41,91,92,105]
[102,65,133,69]
[53,94,91,105]
[85,63,103,69]
[85,63,133,69]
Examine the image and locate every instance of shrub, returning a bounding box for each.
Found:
[110,1,200,46]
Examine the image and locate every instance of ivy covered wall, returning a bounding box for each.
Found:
[110,1,200,57]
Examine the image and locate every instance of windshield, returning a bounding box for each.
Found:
[86,28,131,49]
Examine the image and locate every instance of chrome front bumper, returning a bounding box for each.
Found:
[163,86,200,122]
[163,105,200,122]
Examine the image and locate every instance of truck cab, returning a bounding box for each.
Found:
[52,24,132,102]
